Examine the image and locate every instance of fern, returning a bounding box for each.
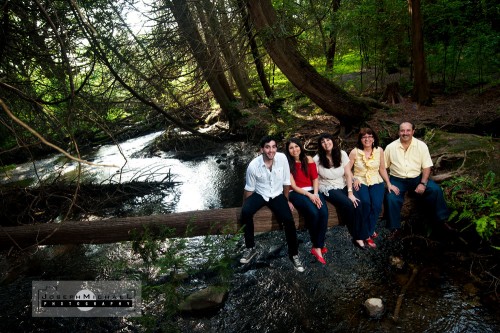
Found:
[443,171,499,248]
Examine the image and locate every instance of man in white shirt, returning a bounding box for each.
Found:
[384,122,450,238]
[239,136,304,272]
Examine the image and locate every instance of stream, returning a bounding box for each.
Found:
[0,132,499,332]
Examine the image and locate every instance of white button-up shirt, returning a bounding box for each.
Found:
[244,152,291,201]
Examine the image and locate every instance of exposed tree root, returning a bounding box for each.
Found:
[392,265,419,322]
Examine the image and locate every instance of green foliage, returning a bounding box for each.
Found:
[127,223,239,331]
[444,171,499,246]
[424,0,500,90]
[130,225,187,280]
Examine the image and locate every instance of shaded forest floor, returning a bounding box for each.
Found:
[289,83,499,143]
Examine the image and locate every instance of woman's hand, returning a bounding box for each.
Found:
[348,192,360,208]
[309,193,322,209]
[288,201,295,212]
[353,178,361,191]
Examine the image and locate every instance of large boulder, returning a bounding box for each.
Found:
[179,286,228,314]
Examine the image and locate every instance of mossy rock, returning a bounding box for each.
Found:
[423,130,499,179]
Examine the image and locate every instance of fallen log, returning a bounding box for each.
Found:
[0,202,340,250]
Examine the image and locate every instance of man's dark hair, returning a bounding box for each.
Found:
[400,121,415,130]
[259,135,277,148]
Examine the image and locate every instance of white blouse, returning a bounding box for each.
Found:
[313,150,349,195]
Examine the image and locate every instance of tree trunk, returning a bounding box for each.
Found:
[236,0,273,99]
[408,0,431,105]
[0,204,340,249]
[167,0,241,126]
[246,0,373,127]
[325,0,341,72]
[199,0,252,105]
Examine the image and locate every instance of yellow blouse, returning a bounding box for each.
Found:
[353,147,384,186]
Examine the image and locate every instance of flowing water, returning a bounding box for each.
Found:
[1,133,499,332]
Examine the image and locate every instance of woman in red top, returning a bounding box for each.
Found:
[285,138,329,264]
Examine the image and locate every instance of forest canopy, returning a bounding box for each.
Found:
[0,0,498,162]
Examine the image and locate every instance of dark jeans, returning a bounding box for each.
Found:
[325,187,368,240]
[385,175,450,230]
[289,190,328,248]
[354,183,385,236]
[240,192,298,258]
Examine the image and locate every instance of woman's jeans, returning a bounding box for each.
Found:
[325,187,368,240]
[240,192,298,258]
[289,190,328,248]
[354,183,385,236]
[385,175,450,230]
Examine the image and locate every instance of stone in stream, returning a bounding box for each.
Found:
[364,298,384,318]
[179,286,228,314]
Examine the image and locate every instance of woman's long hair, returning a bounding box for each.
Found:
[317,133,341,168]
[355,127,380,150]
[285,138,309,177]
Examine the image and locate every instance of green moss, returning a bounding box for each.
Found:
[424,129,499,178]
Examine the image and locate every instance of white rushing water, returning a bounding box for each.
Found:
[1,131,247,212]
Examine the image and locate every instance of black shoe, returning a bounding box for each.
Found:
[352,239,367,250]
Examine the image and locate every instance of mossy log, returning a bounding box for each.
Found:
[0,202,340,250]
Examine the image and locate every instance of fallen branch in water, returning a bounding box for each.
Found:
[392,265,419,322]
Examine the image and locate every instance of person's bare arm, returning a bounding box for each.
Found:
[348,149,361,191]
[379,148,399,195]
[283,185,290,200]
[243,190,253,202]
[416,167,431,194]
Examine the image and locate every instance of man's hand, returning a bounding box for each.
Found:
[415,183,426,194]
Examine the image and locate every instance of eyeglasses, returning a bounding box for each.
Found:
[361,135,373,139]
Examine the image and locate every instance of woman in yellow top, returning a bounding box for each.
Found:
[348,128,396,248]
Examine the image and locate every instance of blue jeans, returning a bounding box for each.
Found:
[385,175,450,230]
[240,192,298,258]
[354,183,385,236]
[289,190,328,248]
[325,187,368,240]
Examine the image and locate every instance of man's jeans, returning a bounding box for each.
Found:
[385,175,450,230]
[289,190,328,248]
[241,192,298,257]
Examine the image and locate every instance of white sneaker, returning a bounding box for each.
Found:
[291,255,305,272]
[240,247,257,264]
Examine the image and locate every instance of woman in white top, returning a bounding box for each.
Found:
[314,133,369,250]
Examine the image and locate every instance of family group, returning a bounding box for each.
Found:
[239,122,450,272]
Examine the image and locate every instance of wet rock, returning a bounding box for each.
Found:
[364,298,384,318]
[389,256,405,269]
[179,286,228,314]
[463,282,479,297]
